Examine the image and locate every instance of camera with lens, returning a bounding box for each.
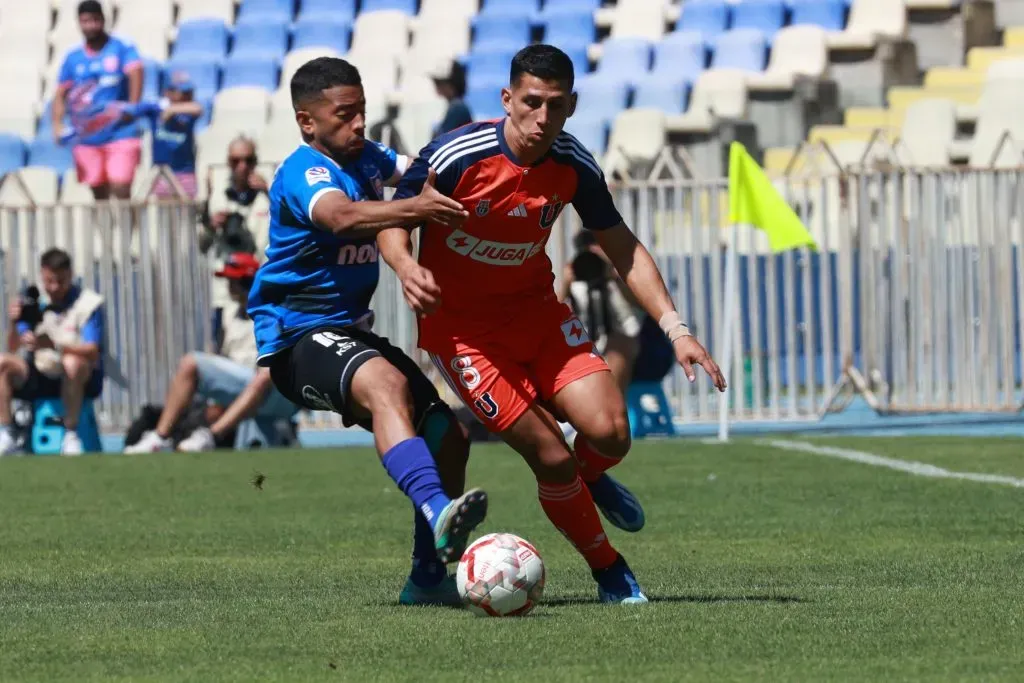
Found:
[221,212,256,252]
[17,285,42,329]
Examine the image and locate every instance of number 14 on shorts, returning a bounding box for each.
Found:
[312,331,358,356]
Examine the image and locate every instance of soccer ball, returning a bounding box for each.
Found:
[456,533,546,617]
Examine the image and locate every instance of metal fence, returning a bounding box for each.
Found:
[1,156,1021,434]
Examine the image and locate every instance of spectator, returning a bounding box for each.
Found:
[429,59,473,135]
[0,249,105,456]
[125,253,299,453]
[200,136,271,324]
[136,71,204,199]
[52,0,144,201]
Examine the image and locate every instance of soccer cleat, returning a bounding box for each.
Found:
[60,430,84,457]
[432,488,488,564]
[586,473,646,532]
[124,430,173,454]
[398,574,462,607]
[177,427,216,452]
[593,554,649,605]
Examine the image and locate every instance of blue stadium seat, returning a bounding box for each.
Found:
[467,48,517,91]
[731,0,786,37]
[474,14,532,50]
[789,0,846,31]
[595,38,651,85]
[0,134,26,176]
[142,58,163,99]
[478,0,540,19]
[27,138,74,175]
[173,19,230,60]
[297,0,356,22]
[361,0,417,13]
[232,19,289,59]
[654,31,707,83]
[164,58,221,100]
[564,114,608,155]
[543,8,595,47]
[631,74,690,114]
[538,0,601,18]
[237,0,294,22]
[562,44,590,79]
[221,56,280,90]
[676,0,729,40]
[466,85,505,121]
[574,74,630,115]
[711,29,768,71]
[291,17,352,53]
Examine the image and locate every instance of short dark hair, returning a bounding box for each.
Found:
[41,248,72,272]
[510,44,575,90]
[77,0,104,17]
[291,57,362,109]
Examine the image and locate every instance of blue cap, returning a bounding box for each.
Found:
[166,71,194,93]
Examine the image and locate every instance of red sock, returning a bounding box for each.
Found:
[537,475,618,570]
[574,436,623,483]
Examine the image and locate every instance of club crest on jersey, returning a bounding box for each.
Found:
[475,199,490,217]
[560,317,590,347]
[305,166,331,186]
[539,194,564,230]
[103,56,120,73]
[474,392,499,419]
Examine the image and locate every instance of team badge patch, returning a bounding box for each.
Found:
[539,194,564,230]
[305,166,331,186]
[474,392,499,419]
[560,317,590,347]
[103,56,120,72]
[475,199,490,217]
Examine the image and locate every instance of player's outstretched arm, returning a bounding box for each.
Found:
[312,170,467,236]
[378,227,442,316]
[595,223,727,392]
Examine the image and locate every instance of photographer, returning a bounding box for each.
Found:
[0,249,105,456]
[200,136,270,322]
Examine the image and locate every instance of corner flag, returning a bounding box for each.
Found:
[728,142,817,252]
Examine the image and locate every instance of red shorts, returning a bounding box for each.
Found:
[424,300,609,432]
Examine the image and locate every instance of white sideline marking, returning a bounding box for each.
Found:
[762,439,1024,489]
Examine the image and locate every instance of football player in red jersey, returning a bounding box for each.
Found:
[379,45,726,604]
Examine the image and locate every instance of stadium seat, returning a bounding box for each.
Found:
[0,166,58,207]
[115,0,175,34]
[177,0,235,23]
[142,58,163,100]
[606,108,667,169]
[231,19,290,59]
[899,98,956,166]
[676,0,729,40]
[574,74,631,115]
[291,18,352,53]
[406,16,472,67]
[0,30,50,77]
[419,0,479,20]
[595,38,652,85]
[478,0,540,19]
[221,56,280,91]
[710,29,768,72]
[27,140,74,176]
[608,2,670,41]
[539,0,602,18]
[747,25,828,89]
[60,169,94,204]
[237,0,295,22]
[116,23,171,61]
[543,8,597,47]
[350,11,411,56]
[163,59,221,100]
[282,48,342,86]
[0,0,51,32]
[0,134,27,176]
[466,85,506,121]
[672,68,749,132]
[563,44,591,79]
[564,114,609,154]
[361,0,417,14]
[789,0,847,32]
[731,0,786,37]
[473,14,533,50]
[0,103,37,142]
[829,0,906,49]
[297,0,356,21]
[0,65,42,108]
[467,48,518,91]
[212,87,271,131]
[268,88,296,127]
[653,31,707,83]
[631,74,689,114]
[173,19,230,61]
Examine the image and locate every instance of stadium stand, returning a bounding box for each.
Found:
[0,0,1019,190]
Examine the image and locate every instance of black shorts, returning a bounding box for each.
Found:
[267,325,446,432]
[13,360,103,401]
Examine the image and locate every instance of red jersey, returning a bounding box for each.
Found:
[393,119,622,348]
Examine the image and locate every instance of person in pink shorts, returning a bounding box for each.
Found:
[52,1,144,201]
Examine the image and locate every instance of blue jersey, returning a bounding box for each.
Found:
[137,99,199,172]
[248,142,403,363]
[58,35,143,146]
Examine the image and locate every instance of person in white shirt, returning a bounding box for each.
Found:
[126,252,298,453]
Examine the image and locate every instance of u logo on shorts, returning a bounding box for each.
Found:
[474,392,499,419]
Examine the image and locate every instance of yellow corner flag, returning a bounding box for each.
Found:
[728,142,817,253]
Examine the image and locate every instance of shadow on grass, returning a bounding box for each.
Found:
[540,594,807,608]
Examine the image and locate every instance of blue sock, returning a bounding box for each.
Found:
[381,437,451,529]
[410,507,446,587]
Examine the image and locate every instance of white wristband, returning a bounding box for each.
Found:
[658,311,692,342]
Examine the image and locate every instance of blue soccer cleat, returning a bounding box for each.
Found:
[398,574,462,607]
[593,555,649,605]
[586,473,646,533]
[432,488,488,564]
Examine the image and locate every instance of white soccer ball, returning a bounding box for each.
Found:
[456,533,546,617]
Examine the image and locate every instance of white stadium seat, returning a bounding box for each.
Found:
[212,87,272,130]
[176,0,235,24]
[282,48,342,89]
[829,0,907,49]
[351,11,411,57]
[0,166,59,206]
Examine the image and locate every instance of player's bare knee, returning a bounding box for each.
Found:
[585,409,632,459]
[363,369,416,421]
[533,446,578,484]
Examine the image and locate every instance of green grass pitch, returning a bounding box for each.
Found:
[1,437,1022,682]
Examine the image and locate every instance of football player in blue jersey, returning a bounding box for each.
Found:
[247,57,487,606]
